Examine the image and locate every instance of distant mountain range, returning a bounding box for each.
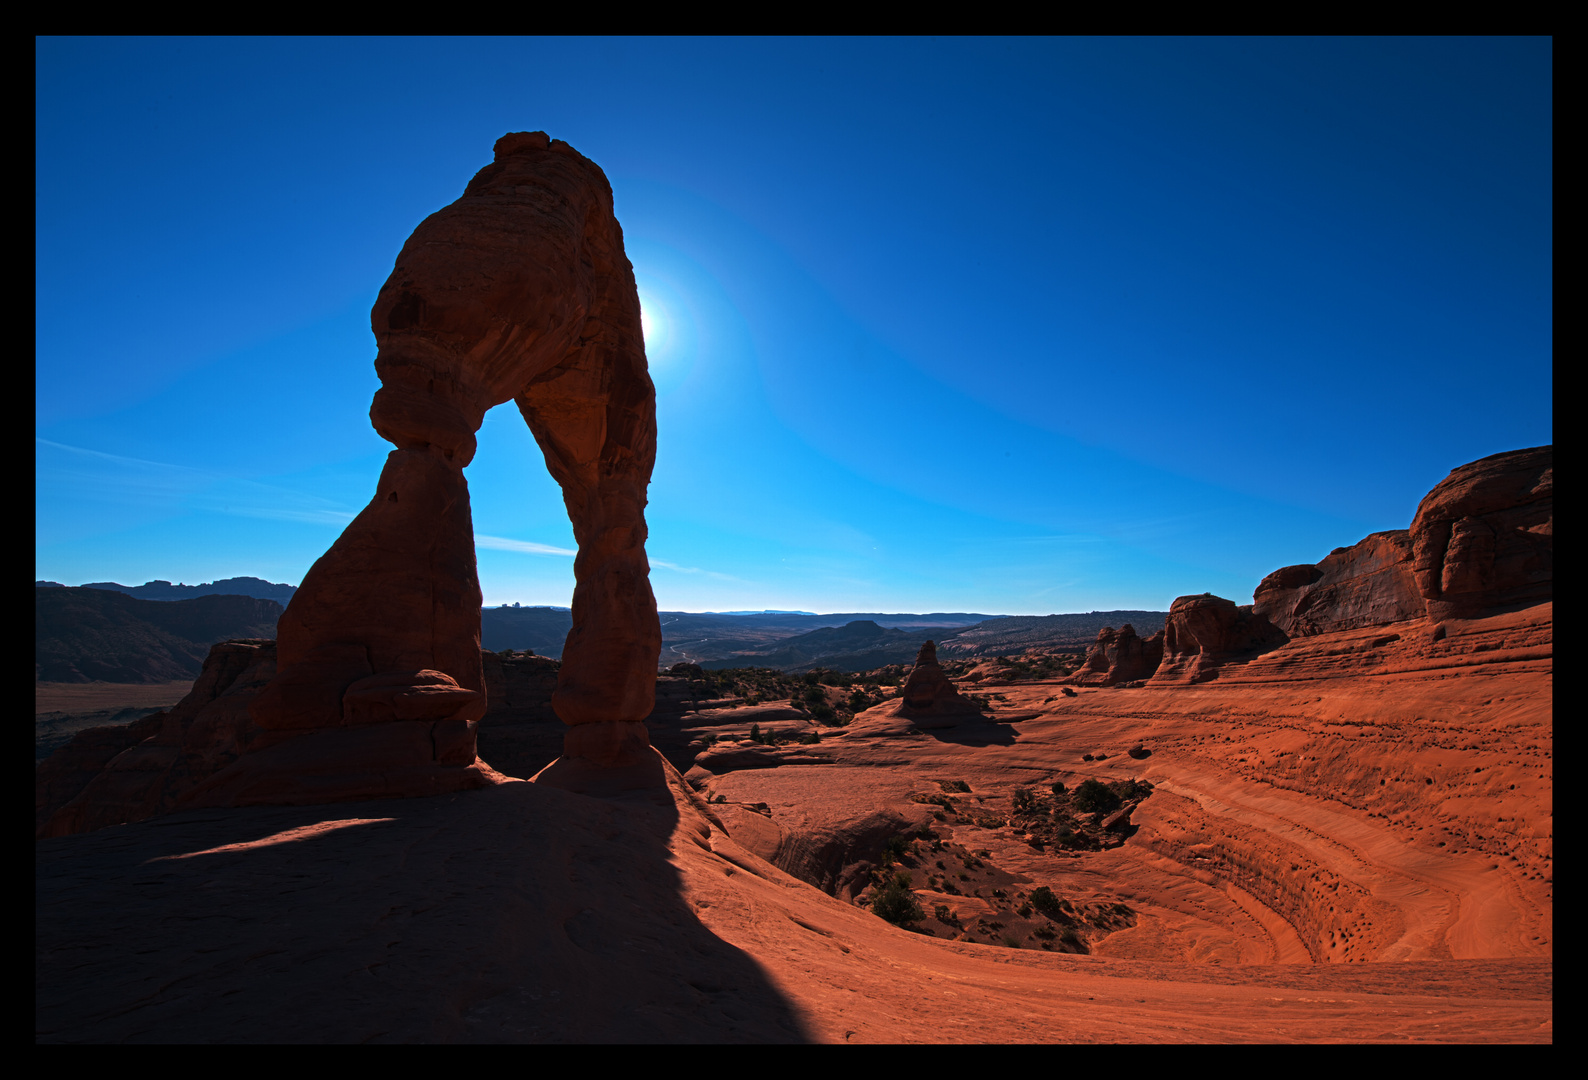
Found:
[36,586,282,683]
[691,611,1172,673]
[38,578,1166,679]
[37,577,298,605]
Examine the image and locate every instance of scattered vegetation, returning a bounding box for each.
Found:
[1072,778,1122,814]
[871,871,924,926]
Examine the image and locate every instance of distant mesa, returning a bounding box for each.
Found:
[35,586,282,684]
[37,577,299,606]
[702,619,921,673]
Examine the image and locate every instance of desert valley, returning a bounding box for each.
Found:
[36,132,1551,1043]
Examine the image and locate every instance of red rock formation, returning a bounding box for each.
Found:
[1410,446,1552,620]
[1248,447,1551,640]
[38,133,663,834]
[1252,531,1423,636]
[255,130,660,787]
[896,642,982,722]
[1150,595,1287,685]
[1069,624,1165,686]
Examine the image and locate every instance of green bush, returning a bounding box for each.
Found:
[1072,778,1122,814]
[1030,886,1066,919]
[871,872,923,925]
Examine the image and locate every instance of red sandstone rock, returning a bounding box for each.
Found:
[1252,531,1424,636]
[896,641,983,725]
[1070,624,1165,686]
[1410,446,1552,620]
[267,130,661,785]
[1250,447,1551,635]
[1150,595,1286,685]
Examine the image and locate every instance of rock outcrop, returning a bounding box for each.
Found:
[1251,447,1551,638]
[892,641,983,726]
[1150,595,1287,684]
[256,130,660,788]
[1252,531,1423,637]
[1410,446,1552,620]
[38,133,663,835]
[1069,624,1165,686]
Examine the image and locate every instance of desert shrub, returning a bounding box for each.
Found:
[871,872,923,926]
[1050,781,1067,796]
[799,730,822,744]
[1030,886,1066,919]
[849,689,871,712]
[1011,787,1037,813]
[881,833,912,865]
[934,904,960,926]
[749,723,765,744]
[1109,778,1149,801]
[1072,778,1122,814]
[810,703,837,724]
[802,685,825,703]
[940,779,971,793]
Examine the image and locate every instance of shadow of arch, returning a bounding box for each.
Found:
[35,780,814,1043]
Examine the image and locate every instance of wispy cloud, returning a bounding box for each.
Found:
[37,437,358,524]
[651,559,744,583]
[474,534,577,557]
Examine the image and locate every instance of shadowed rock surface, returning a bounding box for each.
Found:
[1150,595,1289,685]
[1410,446,1552,620]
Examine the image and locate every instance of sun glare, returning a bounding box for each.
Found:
[638,292,668,355]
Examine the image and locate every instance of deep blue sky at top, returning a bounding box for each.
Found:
[36,37,1552,614]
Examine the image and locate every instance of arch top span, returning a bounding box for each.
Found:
[246,131,663,796]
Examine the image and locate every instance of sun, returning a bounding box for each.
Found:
[638,291,669,355]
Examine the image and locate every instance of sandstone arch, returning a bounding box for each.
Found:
[248,131,662,788]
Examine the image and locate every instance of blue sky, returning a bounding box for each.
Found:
[36,37,1552,614]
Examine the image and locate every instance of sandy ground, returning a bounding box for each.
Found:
[35,772,1550,1043]
[36,681,195,714]
[34,607,1550,1042]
